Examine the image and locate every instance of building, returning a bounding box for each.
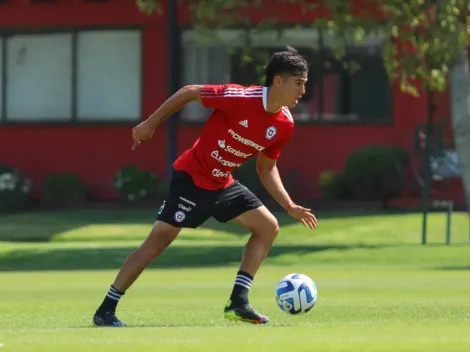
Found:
[0,0,459,204]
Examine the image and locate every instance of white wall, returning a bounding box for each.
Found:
[2,29,141,122]
[7,33,73,120]
[77,30,141,120]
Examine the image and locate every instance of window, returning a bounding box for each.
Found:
[181,28,391,123]
[6,33,72,121]
[181,46,230,121]
[77,30,141,120]
[315,49,392,122]
[0,29,141,123]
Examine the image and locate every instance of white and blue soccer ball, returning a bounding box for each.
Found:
[275,273,318,314]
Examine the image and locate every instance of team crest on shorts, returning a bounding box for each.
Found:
[265,126,277,140]
[174,210,185,223]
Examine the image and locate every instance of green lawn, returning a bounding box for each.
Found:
[0,210,469,351]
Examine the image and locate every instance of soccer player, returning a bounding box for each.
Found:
[93,46,318,327]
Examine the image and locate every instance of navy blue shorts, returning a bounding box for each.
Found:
[156,170,263,228]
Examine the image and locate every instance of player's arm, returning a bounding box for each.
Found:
[144,83,237,129]
[257,153,317,229]
[257,127,318,229]
[256,153,294,211]
[132,84,237,149]
[145,85,204,129]
[132,85,204,149]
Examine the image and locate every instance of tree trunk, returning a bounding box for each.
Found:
[450,49,470,211]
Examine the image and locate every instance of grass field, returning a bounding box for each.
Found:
[0,209,469,351]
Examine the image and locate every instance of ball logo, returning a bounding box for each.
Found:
[265,126,277,140]
[174,210,185,223]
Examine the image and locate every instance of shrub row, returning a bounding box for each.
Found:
[0,164,167,213]
[317,145,410,201]
[1,144,411,212]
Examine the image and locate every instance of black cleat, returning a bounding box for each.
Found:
[223,300,269,324]
[93,311,126,327]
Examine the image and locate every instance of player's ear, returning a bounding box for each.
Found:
[273,75,282,87]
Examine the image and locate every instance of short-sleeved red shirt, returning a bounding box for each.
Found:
[173,84,294,190]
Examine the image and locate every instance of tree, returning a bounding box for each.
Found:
[135,0,470,210]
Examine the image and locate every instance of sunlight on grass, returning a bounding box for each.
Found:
[280,213,470,245]
[0,267,469,351]
[1,210,469,351]
[1,210,469,246]
[50,224,246,242]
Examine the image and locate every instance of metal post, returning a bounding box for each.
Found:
[166,0,180,182]
[446,201,453,245]
[422,91,439,245]
[421,123,431,245]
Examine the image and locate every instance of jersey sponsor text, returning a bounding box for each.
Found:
[228,129,265,151]
[211,150,242,168]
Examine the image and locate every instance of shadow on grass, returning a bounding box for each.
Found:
[0,209,155,242]
[0,243,380,272]
[434,265,470,271]
[0,208,419,242]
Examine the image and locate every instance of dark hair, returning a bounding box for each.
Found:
[264,46,309,86]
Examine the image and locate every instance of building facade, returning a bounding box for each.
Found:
[0,0,455,201]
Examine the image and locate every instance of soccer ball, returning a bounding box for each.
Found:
[275,273,317,314]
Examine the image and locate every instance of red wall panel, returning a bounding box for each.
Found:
[0,0,433,200]
[0,0,163,27]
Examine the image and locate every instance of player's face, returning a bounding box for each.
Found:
[281,75,308,108]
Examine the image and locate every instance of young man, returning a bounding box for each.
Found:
[93,46,317,327]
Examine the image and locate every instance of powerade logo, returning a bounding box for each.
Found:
[228,129,265,151]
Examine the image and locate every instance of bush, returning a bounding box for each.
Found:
[0,164,31,213]
[317,170,346,200]
[42,173,87,207]
[114,165,166,202]
[343,145,410,200]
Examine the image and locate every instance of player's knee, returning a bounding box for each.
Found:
[140,235,171,261]
[254,214,279,241]
[140,225,179,261]
[270,218,280,239]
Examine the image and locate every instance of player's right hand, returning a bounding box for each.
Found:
[287,204,318,229]
[132,120,155,150]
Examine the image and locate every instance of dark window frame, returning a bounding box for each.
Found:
[179,29,394,126]
[0,26,143,127]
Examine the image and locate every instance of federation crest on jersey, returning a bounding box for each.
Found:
[265,126,277,140]
[174,210,185,223]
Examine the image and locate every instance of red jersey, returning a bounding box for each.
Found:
[173,84,294,190]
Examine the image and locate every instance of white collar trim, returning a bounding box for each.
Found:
[262,86,268,111]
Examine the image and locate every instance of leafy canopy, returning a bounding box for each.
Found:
[136,0,470,96]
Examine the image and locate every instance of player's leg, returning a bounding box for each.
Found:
[231,205,279,293]
[93,220,181,327]
[224,206,278,324]
[211,182,278,324]
[93,171,211,327]
[234,206,279,277]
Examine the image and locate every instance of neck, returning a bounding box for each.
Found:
[265,86,283,113]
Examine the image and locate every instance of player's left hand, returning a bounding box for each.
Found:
[287,204,317,229]
[132,120,155,150]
